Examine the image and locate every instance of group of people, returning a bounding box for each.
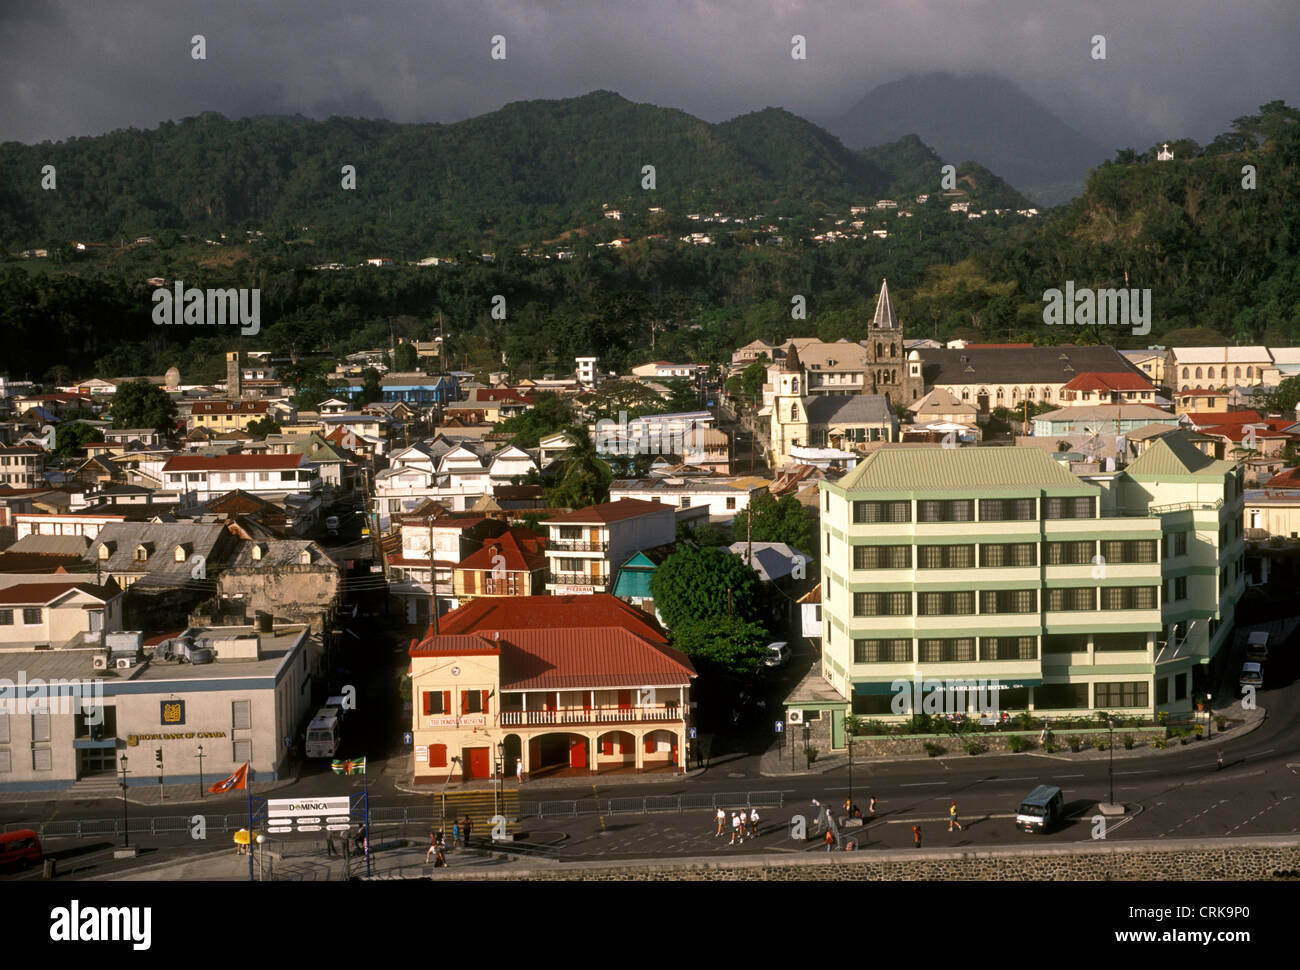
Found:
[715,806,761,844]
[425,815,475,866]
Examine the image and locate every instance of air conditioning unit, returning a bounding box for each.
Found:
[115,658,134,670]
[92,654,109,670]
[787,709,804,725]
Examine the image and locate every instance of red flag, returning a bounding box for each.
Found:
[208,761,248,795]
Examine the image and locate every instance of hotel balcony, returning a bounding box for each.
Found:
[547,539,609,552]
[500,706,683,728]
[546,572,611,590]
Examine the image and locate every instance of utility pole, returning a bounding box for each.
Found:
[746,501,753,566]
[428,517,439,635]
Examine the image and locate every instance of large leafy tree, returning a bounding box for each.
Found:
[731,493,816,556]
[109,380,177,434]
[663,378,701,413]
[52,421,103,459]
[650,545,764,630]
[586,379,664,421]
[393,341,419,371]
[668,616,770,679]
[545,425,611,509]
[497,392,573,448]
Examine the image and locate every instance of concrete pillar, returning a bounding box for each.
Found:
[634,729,644,772]
[588,731,598,775]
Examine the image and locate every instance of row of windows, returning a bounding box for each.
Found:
[851,586,1159,616]
[851,540,1159,570]
[0,608,42,625]
[851,636,1042,664]
[421,690,492,716]
[1181,365,1255,380]
[850,497,1097,523]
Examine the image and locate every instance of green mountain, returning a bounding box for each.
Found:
[860,134,1034,210]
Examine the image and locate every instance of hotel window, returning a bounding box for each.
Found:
[558,526,582,540]
[233,740,252,763]
[980,543,1037,567]
[1100,540,1158,563]
[853,545,912,569]
[852,500,911,523]
[22,608,41,625]
[853,638,912,663]
[1175,672,1188,700]
[1100,586,1158,610]
[1043,633,1088,654]
[1172,577,1187,601]
[558,558,584,572]
[1173,532,1188,556]
[1046,587,1095,611]
[917,500,974,522]
[1094,681,1149,708]
[852,592,912,616]
[917,544,974,568]
[918,638,976,662]
[1094,632,1148,652]
[1156,678,1169,705]
[1042,496,1096,519]
[979,589,1037,614]
[1044,541,1094,565]
[916,590,976,616]
[978,498,1037,521]
[980,637,1038,660]
[232,700,252,731]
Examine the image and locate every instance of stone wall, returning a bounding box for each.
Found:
[390,838,1300,881]
[846,728,1163,757]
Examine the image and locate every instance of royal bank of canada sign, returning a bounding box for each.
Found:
[266,796,353,834]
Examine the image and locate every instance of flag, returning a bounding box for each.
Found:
[209,761,248,794]
[331,757,366,775]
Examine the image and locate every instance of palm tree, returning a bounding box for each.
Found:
[547,425,611,509]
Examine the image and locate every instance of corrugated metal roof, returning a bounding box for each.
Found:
[836,445,1093,492]
[498,628,694,690]
[1124,433,1235,477]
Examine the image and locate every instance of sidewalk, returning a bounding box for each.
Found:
[757,703,1267,777]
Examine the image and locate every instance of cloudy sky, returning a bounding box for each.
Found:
[2,0,1297,148]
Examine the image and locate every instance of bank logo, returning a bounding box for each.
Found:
[151,281,260,335]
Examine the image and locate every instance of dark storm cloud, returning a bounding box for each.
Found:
[1,0,1297,149]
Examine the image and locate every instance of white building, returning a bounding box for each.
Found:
[161,454,319,504]
[542,499,676,595]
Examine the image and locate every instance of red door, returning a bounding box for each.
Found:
[569,739,587,769]
[466,747,490,780]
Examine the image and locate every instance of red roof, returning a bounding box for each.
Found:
[1060,371,1154,393]
[190,400,269,415]
[1186,410,1262,426]
[542,498,669,525]
[966,343,1034,348]
[162,454,306,472]
[0,581,115,605]
[1200,424,1285,443]
[415,594,667,648]
[497,628,694,690]
[1265,467,1300,489]
[457,529,546,572]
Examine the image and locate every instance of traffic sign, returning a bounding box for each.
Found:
[402,732,413,745]
[688,727,697,740]
[775,720,784,734]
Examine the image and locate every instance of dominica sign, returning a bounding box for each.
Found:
[266,796,353,834]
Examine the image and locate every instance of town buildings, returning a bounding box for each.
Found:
[541,499,677,595]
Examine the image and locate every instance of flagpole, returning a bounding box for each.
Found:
[247,766,254,883]
[364,763,371,879]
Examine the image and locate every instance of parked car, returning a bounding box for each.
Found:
[325,515,341,534]
[763,641,791,668]
[0,829,42,871]
[1239,662,1263,688]
[1246,632,1269,663]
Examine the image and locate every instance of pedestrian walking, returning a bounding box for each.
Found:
[912,825,922,849]
[431,821,447,863]
[729,812,741,845]
[949,801,963,832]
[750,807,760,838]
[868,796,877,817]
[715,807,725,837]
[515,757,523,782]
[463,815,473,844]
[326,831,338,857]
[825,829,835,852]
[434,839,447,868]
[452,820,461,847]
[812,798,822,833]
[1217,749,1224,770]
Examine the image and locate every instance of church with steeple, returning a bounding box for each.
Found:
[766,279,910,469]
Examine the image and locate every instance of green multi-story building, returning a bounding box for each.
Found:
[797,433,1244,750]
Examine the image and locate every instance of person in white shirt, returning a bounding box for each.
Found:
[715,807,726,837]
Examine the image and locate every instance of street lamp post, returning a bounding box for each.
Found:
[119,755,130,848]
[803,723,811,770]
[847,735,854,809]
[196,745,205,797]
[495,742,504,822]
[1107,716,1115,807]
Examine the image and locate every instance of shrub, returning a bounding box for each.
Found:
[923,741,943,757]
[804,746,819,763]
[963,740,986,755]
[1007,735,1027,753]
[1214,715,1228,731]
[1152,738,1168,749]
[1123,734,1135,750]
[1067,736,1082,752]
[1095,740,1108,751]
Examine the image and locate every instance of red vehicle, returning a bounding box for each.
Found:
[0,830,42,871]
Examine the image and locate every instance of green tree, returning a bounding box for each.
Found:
[546,425,611,509]
[649,545,764,630]
[587,379,664,420]
[663,378,700,413]
[731,493,816,556]
[52,421,103,459]
[393,341,419,371]
[741,359,768,400]
[356,367,383,406]
[1259,376,1300,418]
[668,616,770,678]
[109,380,177,435]
[497,392,574,448]
[246,416,282,437]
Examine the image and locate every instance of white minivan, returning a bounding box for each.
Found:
[764,641,791,668]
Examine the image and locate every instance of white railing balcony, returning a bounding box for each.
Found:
[499,706,683,727]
